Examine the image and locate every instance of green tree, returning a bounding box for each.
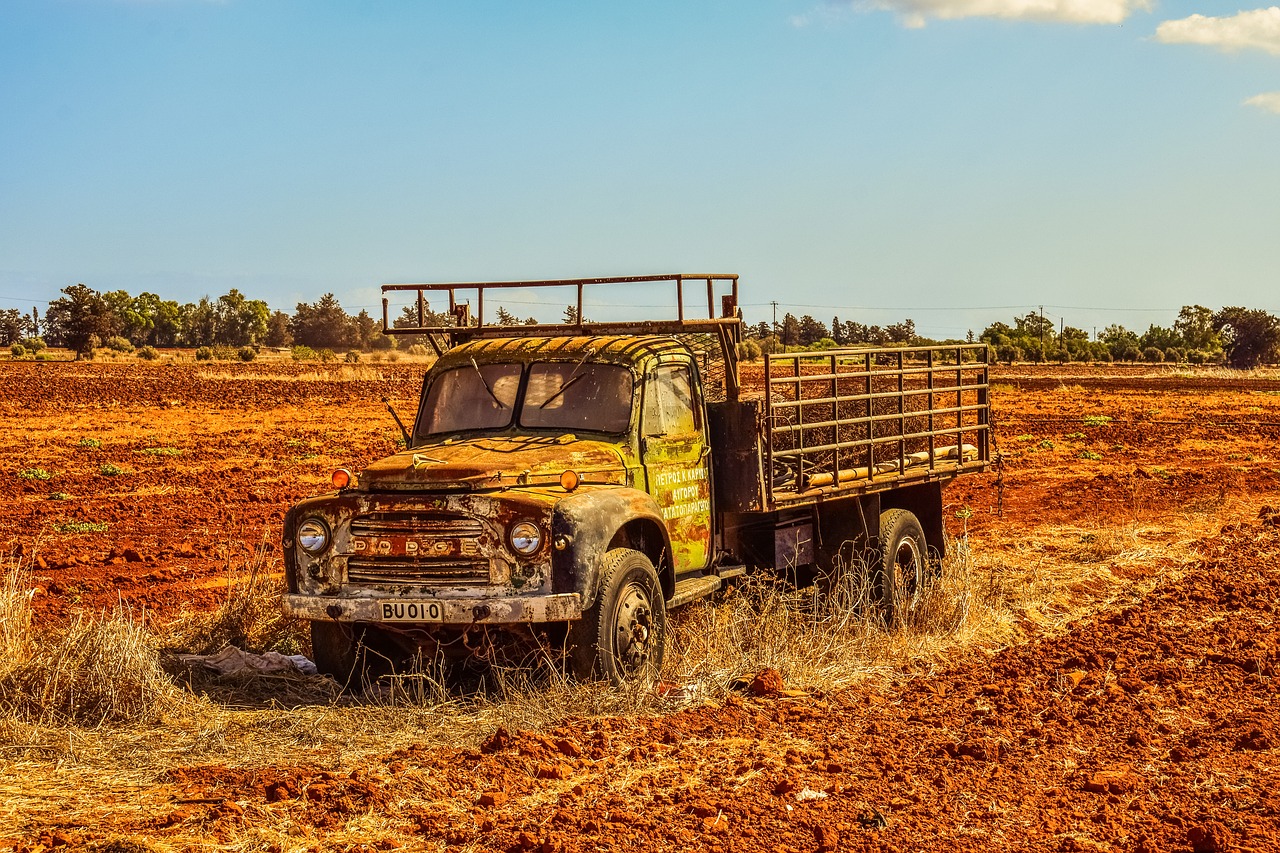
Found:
[292,294,355,349]
[779,313,800,347]
[1100,324,1141,361]
[0,309,24,345]
[214,289,270,345]
[265,310,293,347]
[797,315,828,346]
[180,297,218,347]
[1059,326,1091,362]
[135,292,183,346]
[44,283,119,357]
[1212,307,1280,369]
[884,319,916,344]
[103,290,154,345]
[349,309,381,350]
[1139,324,1181,352]
[1014,312,1056,346]
[1174,305,1219,351]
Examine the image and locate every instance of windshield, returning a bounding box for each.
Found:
[418,361,633,437]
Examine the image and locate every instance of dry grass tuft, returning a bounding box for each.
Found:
[0,559,184,726]
[665,541,985,693]
[157,537,303,656]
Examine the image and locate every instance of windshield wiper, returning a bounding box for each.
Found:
[470,358,507,409]
[539,353,593,409]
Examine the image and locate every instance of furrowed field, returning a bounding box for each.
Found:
[2,358,1279,852]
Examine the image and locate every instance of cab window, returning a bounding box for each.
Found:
[520,362,633,433]
[643,364,698,437]
[419,363,521,435]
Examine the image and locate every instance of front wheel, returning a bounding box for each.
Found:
[310,621,393,692]
[876,509,928,629]
[569,548,667,685]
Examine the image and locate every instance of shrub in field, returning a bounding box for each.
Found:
[1142,347,1163,363]
[1164,347,1181,364]
[10,344,25,358]
[317,348,336,363]
[20,337,45,353]
[736,339,762,361]
[137,345,159,360]
[407,343,429,356]
[195,346,214,361]
[345,350,361,363]
[34,352,55,362]
[237,346,257,362]
[17,468,52,481]
[99,463,125,477]
[105,336,134,354]
[54,520,108,533]
[78,437,101,449]
[211,345,238,361]
[291,345,315,361]
[370,334,395,351]
[386,351,400,362]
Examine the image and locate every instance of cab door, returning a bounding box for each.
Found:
[640,359,712,573]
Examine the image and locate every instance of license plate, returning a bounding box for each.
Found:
[377,601,445,622]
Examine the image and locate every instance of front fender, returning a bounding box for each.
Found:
[552,487,670,610]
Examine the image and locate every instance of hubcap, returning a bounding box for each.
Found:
[612,581,654,673]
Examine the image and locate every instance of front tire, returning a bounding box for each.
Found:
[569,548,666,685]
[876,509,927,628]
[311,621,392,692]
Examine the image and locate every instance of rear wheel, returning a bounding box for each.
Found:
[569,548,667,685]
[876,509,927,628]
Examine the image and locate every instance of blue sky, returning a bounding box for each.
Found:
[1,0,1277,339]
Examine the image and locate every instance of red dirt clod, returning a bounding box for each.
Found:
[814,823,840,851]
[1187,820,1231,853]
[750,668,786,697]
[480,727,513,754]
[554,738,582,758]
[1082,769,1137,795]
[534,764,571,780]
[477,792,507,807]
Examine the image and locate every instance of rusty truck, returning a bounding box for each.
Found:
[281,274,990,686]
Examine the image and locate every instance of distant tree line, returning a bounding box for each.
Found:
[979,305,1280,370]
[5,284,1279,369]
[0,284,399,359]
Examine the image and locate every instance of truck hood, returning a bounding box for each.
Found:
[357,435,629,492]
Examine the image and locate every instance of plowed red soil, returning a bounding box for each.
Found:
[4,359,1280,851]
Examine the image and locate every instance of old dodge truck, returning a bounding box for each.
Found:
[282,274,990,686]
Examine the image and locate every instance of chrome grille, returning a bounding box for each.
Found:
[345,511,491,586]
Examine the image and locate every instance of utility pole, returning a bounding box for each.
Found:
[1039,305,1045,350]
[771,301,779,334]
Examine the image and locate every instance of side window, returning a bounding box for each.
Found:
[642,364,698,437]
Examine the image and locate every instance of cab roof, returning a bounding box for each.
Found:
[437,335,691,369]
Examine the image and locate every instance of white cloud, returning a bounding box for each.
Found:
[1245,91,1280,112]
[1154,7,1280,55]
[860,0,1152,28]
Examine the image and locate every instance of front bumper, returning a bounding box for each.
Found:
[282,592,583,624]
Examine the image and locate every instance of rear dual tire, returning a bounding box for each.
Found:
[876,509,929,629]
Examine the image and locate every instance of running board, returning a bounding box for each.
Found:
[667,575,722,609]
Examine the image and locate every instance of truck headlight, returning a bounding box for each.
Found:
[509,521,542,556]
[297,518,331,555]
